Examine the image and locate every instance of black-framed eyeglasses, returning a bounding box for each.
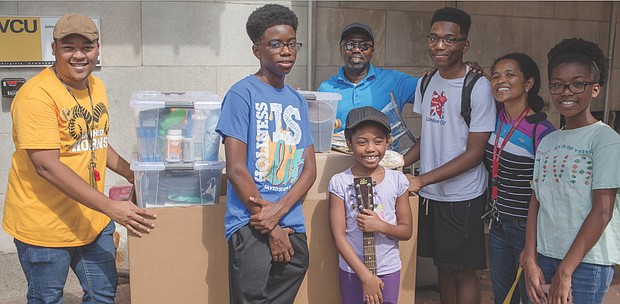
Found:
[341,41,374,51]
[426,34,466,46]
[548,81,597,95]
[258,41,303,51]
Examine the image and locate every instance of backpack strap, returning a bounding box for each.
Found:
[529,112,547,151]
[460,70,483,128]
[532,121,539,151]
[419,68,438,103]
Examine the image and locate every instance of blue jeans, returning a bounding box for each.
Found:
[489,220,530,304]
[15,220,118,304]
[538,254,614,304]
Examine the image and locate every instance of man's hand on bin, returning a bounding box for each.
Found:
[106,201,156,237]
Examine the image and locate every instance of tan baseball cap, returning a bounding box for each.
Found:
[53,14,99,41]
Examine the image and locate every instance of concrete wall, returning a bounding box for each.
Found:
[0,0,309,254]
[312,1,620,133]
[1,0,619,298]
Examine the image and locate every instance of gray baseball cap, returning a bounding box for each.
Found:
[340,22,374,42]
[345,106,390,132]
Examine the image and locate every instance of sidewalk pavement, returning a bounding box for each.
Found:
[3,268,618,303]
[2,266,618,303]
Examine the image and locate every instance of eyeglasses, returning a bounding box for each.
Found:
[548,81,597,95]
[341,41,374,51]
[259,41,303,51]
[426,34,466,46]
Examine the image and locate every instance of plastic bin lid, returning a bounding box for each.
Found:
[194,161,226,170]
[130,160,225,171]
[130,91,221,109]
[130,160,165,171]
[297,90,342,101]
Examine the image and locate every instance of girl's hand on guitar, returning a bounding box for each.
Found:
[357,209,385,233]
[361,273,384,304]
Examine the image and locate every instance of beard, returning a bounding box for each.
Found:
[344,60,370,75]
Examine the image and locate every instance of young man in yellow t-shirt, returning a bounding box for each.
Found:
[2,14,156,303]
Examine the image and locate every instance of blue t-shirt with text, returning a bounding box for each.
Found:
[216,75,313,240]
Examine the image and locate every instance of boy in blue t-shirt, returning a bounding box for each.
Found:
[215,4,316,303]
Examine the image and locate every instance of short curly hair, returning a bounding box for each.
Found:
[246,4,298,44]
[547,37,609,86]
[431,7,471,37]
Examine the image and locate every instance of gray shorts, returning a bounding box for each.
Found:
[228,224,309,304]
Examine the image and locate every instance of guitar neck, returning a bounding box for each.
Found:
[363,232,377,275]
[353,176,377,275]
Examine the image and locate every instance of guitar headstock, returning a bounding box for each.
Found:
[353,177,375,213]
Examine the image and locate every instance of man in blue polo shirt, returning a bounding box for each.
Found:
[319,22,482,133]
[318,23,416,132]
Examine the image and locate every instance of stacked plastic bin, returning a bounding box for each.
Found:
[130,91,224,208]
[298,91,341,153]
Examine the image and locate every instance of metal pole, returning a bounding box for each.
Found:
[307,0,313,90]
[604,1,617,124]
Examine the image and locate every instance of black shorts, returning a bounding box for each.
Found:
[417,194,486,270]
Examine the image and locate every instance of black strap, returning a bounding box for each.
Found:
[419,68,438,102]
[461,71,482,128]
[529,112,547,151]
[531,121,539,151]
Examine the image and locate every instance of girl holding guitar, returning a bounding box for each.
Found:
[329,106,413,304]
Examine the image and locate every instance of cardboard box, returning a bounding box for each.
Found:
[304,150,355,201]
[128,151,419,303]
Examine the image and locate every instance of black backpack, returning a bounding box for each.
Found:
[419,68,482,127]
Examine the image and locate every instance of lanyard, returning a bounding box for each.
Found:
[491,106,530,201]
[52,66,100,189]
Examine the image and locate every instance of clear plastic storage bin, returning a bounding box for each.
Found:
[130,91,222,163]
[131,161,225,208]
[299,91,341,153]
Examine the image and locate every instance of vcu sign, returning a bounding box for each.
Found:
[0,16,98,66]
[0,17,43,64]
[0,18,38,33]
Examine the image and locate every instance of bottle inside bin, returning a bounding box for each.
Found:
[192,112,207,161]
[165,129,183,162]
[182,112,195,162]
[159,109,187,161]
[203,109,221,161]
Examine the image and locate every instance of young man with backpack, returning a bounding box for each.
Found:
[403,7,496,303]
